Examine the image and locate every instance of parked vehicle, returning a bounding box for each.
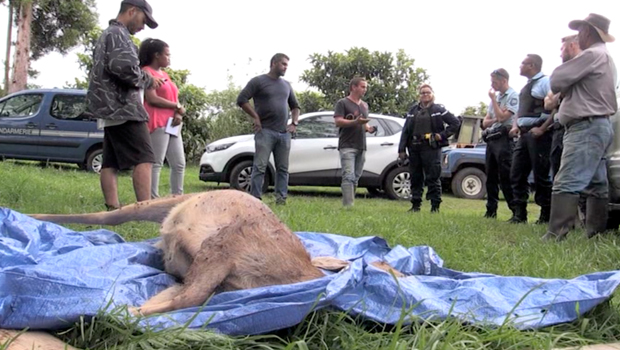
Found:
[199,111,412,200]
[441,144,487,199]
[0,89,103,173]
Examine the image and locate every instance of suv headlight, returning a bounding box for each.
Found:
[206,142,235,153]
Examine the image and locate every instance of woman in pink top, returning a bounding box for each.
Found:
[139,38,186,198]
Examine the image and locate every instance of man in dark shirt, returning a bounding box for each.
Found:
[237,53,301,204]
[333,77,376,207]
[88,0,161,211]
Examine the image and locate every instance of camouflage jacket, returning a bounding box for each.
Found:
[86,20,153,121]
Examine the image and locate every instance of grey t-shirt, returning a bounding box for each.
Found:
[334,98,369,150]
[237,74,300,133]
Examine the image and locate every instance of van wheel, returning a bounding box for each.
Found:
[451,167,486,199]
[384,166,411,200]
[86,148,103,174]
[230,160,269,194]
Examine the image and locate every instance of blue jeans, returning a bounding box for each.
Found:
[250,128,291,200]
[553,117,613,197]
[340,148,365,187]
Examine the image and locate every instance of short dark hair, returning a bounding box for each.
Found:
[349,77,366,91]
[562,34,578,43]
[526,54,543,71]
[270,53,289,67]
[139,38,168,67]
[491,68,509,80]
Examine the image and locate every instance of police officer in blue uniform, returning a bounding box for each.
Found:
[398,84,461,213]
[481,69,519,219]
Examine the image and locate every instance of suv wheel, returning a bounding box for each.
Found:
[451,167,486,199]
[384,166,411,200]
[86,148,103,174]
[230,160,269,194]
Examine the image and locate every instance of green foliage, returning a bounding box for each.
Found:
[28,0,99,60]
[296,90,331,113]
[461,102,488,116]
[301,47,429,115]
[202,78,253,143]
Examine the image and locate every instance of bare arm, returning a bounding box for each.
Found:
[144,88,178,110]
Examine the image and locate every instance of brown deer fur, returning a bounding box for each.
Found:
[28,190,404,316]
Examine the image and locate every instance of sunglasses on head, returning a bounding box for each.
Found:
[492,70,508,79]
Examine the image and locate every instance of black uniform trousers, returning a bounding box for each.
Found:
[408,143,442,207]
[510,130,552,209]
[485,136,514,212]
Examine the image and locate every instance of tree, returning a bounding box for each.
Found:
[7,0,98,93]
[300,47,429,115]
[296,90,331,113]
[461,102,488,116]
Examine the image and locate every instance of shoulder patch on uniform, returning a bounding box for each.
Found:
[509,98,518,106]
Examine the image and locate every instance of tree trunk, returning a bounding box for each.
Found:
[9,0,33,94]
[4,1,14,94]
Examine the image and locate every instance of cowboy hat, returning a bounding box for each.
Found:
[569,13,614,43]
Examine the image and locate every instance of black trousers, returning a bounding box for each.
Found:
[408,145,442,206]
[510,131,552,209]
[485,136,514,212]
[550,126,565,180]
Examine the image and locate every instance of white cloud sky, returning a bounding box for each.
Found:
[1,0,618,114]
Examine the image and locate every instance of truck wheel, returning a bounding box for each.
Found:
[451,167,486,199]
[384,167,411,200]
[86,148,103,174]
[230,160,269,194]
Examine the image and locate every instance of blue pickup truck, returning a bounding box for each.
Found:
[0,89,103,173]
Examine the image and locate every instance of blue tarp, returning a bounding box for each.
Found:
[2,207,620,336]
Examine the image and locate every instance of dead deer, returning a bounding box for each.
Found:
[29,189,402,316]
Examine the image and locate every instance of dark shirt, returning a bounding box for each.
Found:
[87,20,153,121]
[237,74,300,133]
[334,98,369,150]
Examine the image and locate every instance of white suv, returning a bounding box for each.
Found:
[198,112,411,199]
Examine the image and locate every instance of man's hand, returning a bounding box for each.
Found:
[253,119,262,133]
[509,126,520,138]
[544,91,560,110]
[286,123,297,133]
[398,152,407,160]
[488,88,496,99]
[529,126,545,138]
[356,116,370,124]
[434,133,442,141]
[171,113,183,126]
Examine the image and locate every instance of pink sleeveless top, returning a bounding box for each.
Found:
[142,66,179,133]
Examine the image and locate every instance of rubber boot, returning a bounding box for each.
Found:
[507,204,527,224]
[585,197,609,238]
[542,193,580,241]
[535,206,550,225]
[342,183,355,208]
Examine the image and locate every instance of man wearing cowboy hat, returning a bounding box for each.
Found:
[543,13,618,241]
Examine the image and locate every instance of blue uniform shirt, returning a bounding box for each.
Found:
[488,87,519,128]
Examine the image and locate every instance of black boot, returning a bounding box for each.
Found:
[408,201,421,212]
[507,205,527,224]
[542,193,580,241]
[585,197,609,238]
[484,208,497,218]
[535,206,550,225]
[430,202,440,213]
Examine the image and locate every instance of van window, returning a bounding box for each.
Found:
[0,94,43,118]
[50,94,89,121]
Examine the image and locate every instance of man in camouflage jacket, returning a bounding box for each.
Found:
[87,0,160,210]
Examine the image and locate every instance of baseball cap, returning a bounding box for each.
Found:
[121,0,158,29]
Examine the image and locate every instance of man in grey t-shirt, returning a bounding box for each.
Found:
[237,53,300,204]
[333,77,376,207]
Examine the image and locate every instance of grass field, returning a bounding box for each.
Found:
[1,160,620,349]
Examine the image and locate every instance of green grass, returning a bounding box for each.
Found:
[1,159,620,349]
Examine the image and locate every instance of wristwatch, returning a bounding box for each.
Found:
[292,121,298,126]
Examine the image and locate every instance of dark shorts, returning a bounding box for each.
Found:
[102,120,155,171]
